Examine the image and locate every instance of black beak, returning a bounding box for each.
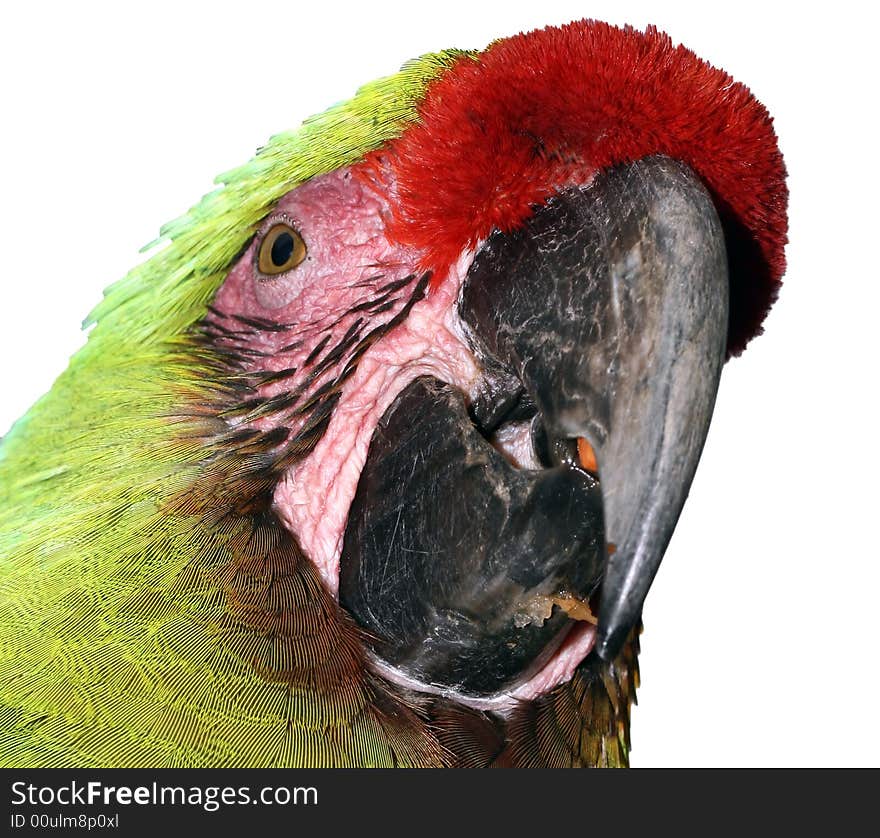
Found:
[460,156,729,661]
[339,156,728,696]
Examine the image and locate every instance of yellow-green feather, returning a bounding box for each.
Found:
[0,50,469,767]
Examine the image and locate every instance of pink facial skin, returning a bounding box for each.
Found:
[210,167,596,712]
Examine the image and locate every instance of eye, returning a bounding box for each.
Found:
[256,223,307,276]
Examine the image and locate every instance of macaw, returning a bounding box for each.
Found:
[0,19,787,767]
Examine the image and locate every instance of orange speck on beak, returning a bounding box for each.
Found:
[577,437,598,473]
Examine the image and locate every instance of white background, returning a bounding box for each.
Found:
[2,1,877,766]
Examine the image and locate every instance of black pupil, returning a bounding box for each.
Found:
[270,231,295,267]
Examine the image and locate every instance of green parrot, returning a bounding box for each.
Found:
[0,20,787,767]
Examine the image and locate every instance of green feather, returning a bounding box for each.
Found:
[0,50,468,767]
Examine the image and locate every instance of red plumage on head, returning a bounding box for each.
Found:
[366,20,788,357]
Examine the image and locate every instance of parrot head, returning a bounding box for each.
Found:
[0,20,786,766]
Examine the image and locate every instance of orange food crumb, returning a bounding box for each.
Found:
[552,592,598,624]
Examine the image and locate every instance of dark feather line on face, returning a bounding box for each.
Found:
[344,273,416,315]
[349,292,399,314]
[368,301,396,315]
[230,347,274,358]
[302,334,332,368]
[200,319,242,339]
[289,377,341,419]
[310,318,365,377]
[377,275,417,294]
[230,313,298,333]
[252,367,299,387]
[352,272,386,289]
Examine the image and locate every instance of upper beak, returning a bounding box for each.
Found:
[460,155,730,662]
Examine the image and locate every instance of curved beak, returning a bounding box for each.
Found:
[459,156,729,662]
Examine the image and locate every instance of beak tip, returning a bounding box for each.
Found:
[595,624,626,662]
[595,594,641,661]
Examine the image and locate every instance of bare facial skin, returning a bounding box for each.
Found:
[209,167,598,709]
